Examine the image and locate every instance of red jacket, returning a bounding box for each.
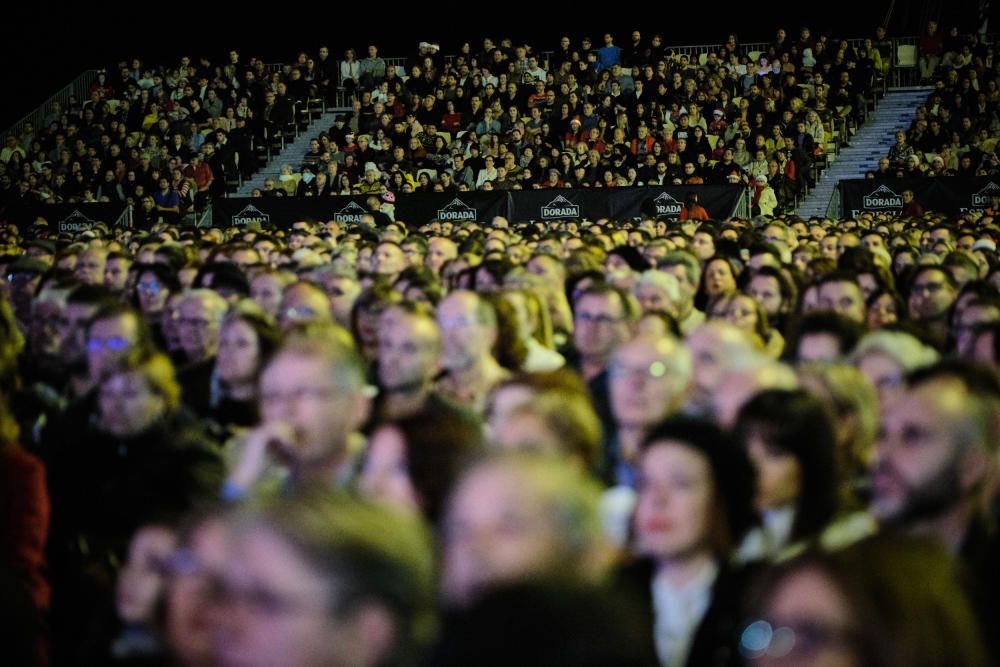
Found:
[0,448,50,611]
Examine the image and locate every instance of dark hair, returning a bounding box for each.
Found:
[744,535,988,667]
[386,408,482,525]
[793,311,865,359]
[640,417,757,557]
[734,389,838,543]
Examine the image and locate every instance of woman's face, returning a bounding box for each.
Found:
[99,370,165,438]
[726,294,760,332]
[748,275,783,317]
[705,260,736,296]
[136,270,169,315]
[359,424,420,513]
[866,293,898,329]
[634,440,715,561]
[216,319,261,386]
[744,429,801,512]
[746,567,858,666]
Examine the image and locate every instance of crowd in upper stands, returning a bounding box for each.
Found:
[873,21,999,179]
[3,21,1000,667]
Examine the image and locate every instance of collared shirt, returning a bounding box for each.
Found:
[651,559,720,667]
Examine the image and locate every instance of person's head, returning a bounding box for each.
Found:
[360,408,480,524]
[425,237,458,275]
[135,262,180,319]
[848,331,938,412]
[703,256,739,297]
[817,273,866,323]
[86,303,151,383]
[75,246,108,285]
[103,251,133,292]
[377,303,441,396]
[98,351,180,437]
[258,330,372,466]
[440,454,607,608]
[633,270,680,316]
[870,361,998,529]
[177,288,228,363]
[116,523,177,625]
[436,291,498,373]
[250,269,296,319]
[794,312,865,363]
[907,265,957,323]
[748,266,796,321]
[741,535,987,666]
[60,284,118,368]
[279,281,334,332]
[656,250,702,315]
[634,417,756,562]
[216,308,280,391]
[572,284,637,367]
[609,333,691,431]
[735,389,837,541]
[211,492,435,667]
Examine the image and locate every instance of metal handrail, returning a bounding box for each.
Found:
[4,69,100,145]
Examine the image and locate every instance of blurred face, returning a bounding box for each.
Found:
[426,238,457,274]
[908,270,955,321]
[437,293,493,372]
[359,424,420,513]
[87,314,140,381]
[178,296,223,362]
[866,293,898,329]
[634,440,714,561]
[258,352,362,463]
[136,270,169,317]
[748,275,783,317]
[573,293,630,363]
[857,352,906,413]
[746,567,858,667]
[216,319,261,386]
[250,273,285,318]
[609,338,686,429]
[442,465,566,607]
[745,431,801,512]
[870,380,972,524]
[279,286,332,332]
[210,526,347,667]
[691,233,715,261]
[797,333,842,363]
[725,294,760,332]
[377,311,439,393]
[75,249,106,285]
[117,525,176,624]
[104,257,131,290]
[59,301,99,366]
[166,519,230,665]
[635,282,676,316]
[704,259,736,297]
[99,370,165,437]
[818,281,865,323]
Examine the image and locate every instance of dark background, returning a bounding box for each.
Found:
[1,0,990,130]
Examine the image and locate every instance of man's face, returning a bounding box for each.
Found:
[177,296,222,362]
[818,280,865,323]
[425,238,457,274]
[87,314,140,381]
[609,336,687,429]
[573,293,630,363]
[76,249,106,285]
[59,302,99,366]
[258,351,365,463]
[870,379,981,524]
[377,311,440,393]
[437,293,493,372]
[908,269,956,321]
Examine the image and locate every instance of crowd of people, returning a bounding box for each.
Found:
[873,22,999,180]
[251,28,893,214]
[3,23,1000,667]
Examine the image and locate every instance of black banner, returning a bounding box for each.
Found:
[212,185,744,229]
[840,177,1000,218]
[2,202,129,233]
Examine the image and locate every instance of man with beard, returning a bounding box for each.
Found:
[870,360,1000,660]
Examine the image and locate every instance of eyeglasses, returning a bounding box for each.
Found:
[136,281,160,294]
[88,336,129,352]
[609,360,670,380]
[575,311,623,326]
[739,618,859,662]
